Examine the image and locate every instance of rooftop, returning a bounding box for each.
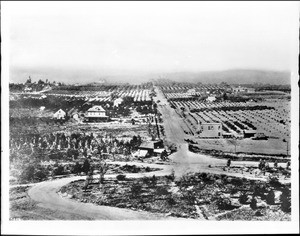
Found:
[87,105,105,112]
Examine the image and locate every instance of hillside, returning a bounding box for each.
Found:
[161,70,291,85]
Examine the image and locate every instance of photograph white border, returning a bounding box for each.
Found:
[1,2,299,235]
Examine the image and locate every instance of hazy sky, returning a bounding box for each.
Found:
[5,1,299,82]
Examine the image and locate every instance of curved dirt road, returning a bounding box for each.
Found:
[28,162,177,220]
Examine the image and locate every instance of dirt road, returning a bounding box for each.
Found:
[28,165,177,220]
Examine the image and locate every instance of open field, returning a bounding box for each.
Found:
[193,138,289,156]
[61,171,291,220]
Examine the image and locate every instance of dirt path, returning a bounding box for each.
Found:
[28,170,180,220]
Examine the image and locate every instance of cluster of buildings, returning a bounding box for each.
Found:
[53,105,108,122]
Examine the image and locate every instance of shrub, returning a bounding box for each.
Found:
[35,169,48,181]
[216,196,232,210]
[268,176,282,189]
[231,178,244,186]
[116,174,126,181]
[53,165,65,176]
[280,187,291,212]
[156,186,169,196]
[167,196,177,205]
[250,197,257,210]
[266,190,275,205]
[19,165,35,182]
[131,182,142,196]
[239,192,248,204]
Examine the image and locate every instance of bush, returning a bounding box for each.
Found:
[250,197,257,210]
[280,187,291,212]
[53,165,65,176]
[216,196,232,210]
[156,186,169,196]
[131,182,143,196]
[116,174,126,181]
[239,192,248,204]
[19,165,35,182]
[35,169,48,181]
[266,190,275,205]
[268,176,282,189]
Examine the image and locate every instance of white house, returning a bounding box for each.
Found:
[113,98,123,107]
[24,87,32,92]
[72,113,80,121]
[53,109,66,120]
[206,96,216,103]
[85,105,108,122]
[187,88,196,95]
[198,122,222,138]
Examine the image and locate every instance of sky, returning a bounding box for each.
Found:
[4,1,299,83]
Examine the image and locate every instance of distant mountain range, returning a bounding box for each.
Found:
[10,67,290,85]
[158,70,291,85]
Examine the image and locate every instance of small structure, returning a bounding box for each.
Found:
[198,122,222,138]
[132,149,149,158]
[243,130,257,138]
[187,88,196,96]
[206,96,216,103]
[53,109,66,120]
[233,86,254,93]
[85,105,108,122]
[252,132,268,140]
[72,113,80,121]
[39,106,45,111]
[24,87,32,93]
[113,98,123,107]
[223,132,234,138]
[138,140,164,156]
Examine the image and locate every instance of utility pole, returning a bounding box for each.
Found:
[283,138,289,157]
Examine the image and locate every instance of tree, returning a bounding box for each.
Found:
[280,187,291,212]
[25,76,32,84]
[20,165,35,182]
[53,165,65,176]
[250,196,257,210]
[72,161,82,175]
[35,168,48,181]
[38,79,45,85]
[99,161,109,186]
[266,190,275,205]
[82,159,90,175]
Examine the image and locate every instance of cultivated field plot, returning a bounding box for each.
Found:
[170,100,290,139]
[42,84,153,102]
[159,83,230,100]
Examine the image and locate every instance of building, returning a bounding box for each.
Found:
[243,130,257,138]
[24,87,32,92]
[53,109,66,120]
[233,86,255,93]
[206,96,216,103]
[198,122,222,138]
[187,88,196,96]
[113,98,123,107]
[85,105,108,122]
[138,140,164,156]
